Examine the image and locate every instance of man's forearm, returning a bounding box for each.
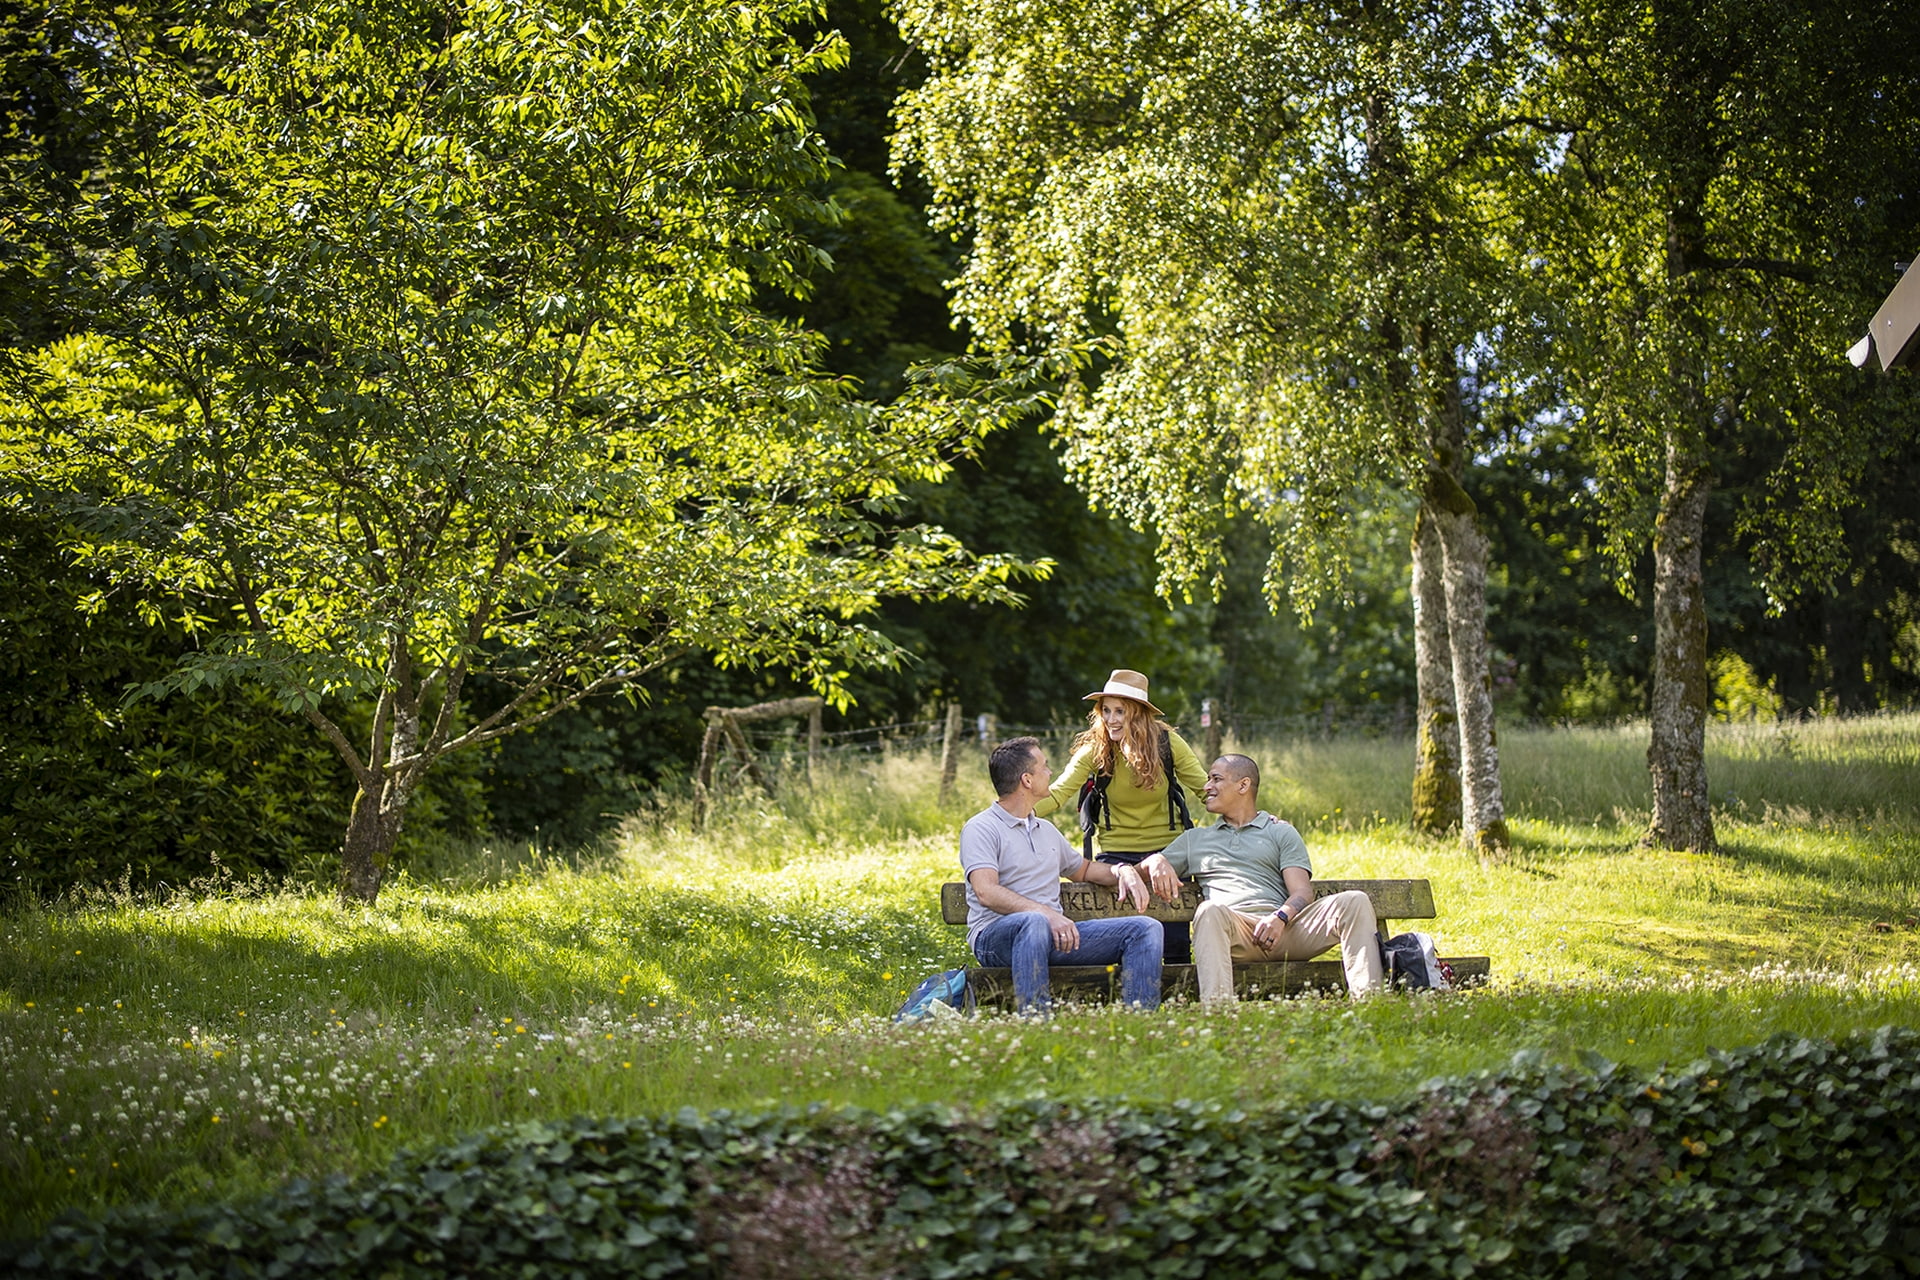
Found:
[974,881,1062,919]
[1272,887,1311,923]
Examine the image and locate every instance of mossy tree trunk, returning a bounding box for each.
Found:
[340,774,414,903]
[1411,506,1461,835]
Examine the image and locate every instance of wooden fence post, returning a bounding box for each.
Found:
[693,711,725,825]
[719,714,773,797]
[938,702,964,803]
[807,703,823,779]
[693,697,822,819]
[1203,697,1223,764]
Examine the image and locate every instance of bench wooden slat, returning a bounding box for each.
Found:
[940,878,1438,927]
[964,956,1490,1003]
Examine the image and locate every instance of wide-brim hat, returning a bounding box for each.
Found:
[1083,669,1163,717]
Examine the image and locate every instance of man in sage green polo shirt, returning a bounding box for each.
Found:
[1139,754,1384,1003]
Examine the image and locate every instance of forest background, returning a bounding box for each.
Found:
[3,0,1918,896]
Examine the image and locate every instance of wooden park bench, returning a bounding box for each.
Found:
[939,878,1490,1005]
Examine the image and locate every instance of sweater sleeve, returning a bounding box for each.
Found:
[1035,741,1095,819]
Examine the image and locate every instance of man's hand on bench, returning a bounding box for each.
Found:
[1112,863,1151,912]
[1140,853,1182,903]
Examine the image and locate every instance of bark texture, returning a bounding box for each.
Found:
[336,692,421,904]
[1645,437,1717,851]
[1411,507,1462,835]
[339,774,413,903]
[1431,500,1510,856]
[1420,370,1508,857]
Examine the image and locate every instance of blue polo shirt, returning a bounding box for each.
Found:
[1157,811,1312,914]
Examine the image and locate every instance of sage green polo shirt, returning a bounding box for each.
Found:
[1157,811,1312,914]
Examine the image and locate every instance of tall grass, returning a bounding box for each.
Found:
[1248,711,1920,831]
[1,714,1916,1240]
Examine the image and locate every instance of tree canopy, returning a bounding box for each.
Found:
[1,0,1043,899]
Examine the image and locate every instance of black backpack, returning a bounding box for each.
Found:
[1076,730,1194,858]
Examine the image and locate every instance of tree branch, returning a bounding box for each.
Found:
[305,705,375,793]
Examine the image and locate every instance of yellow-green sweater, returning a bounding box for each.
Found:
[1034,729,1208,854]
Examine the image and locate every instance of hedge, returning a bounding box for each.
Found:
[10,1029,1920,1278]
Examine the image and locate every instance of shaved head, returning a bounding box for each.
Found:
[1214,754,1260,795]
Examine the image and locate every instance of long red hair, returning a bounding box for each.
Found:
[1072,697,1168,792]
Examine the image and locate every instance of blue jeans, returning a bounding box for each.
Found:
[972,912,1164,1012]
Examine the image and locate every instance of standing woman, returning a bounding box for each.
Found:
[1036,670,1209,963]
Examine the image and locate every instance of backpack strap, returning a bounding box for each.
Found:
[1076,772,1112,859]
[1161,731,1194,832]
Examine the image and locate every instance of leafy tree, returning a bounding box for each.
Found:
[1531,0,1920,848]
[1,0,1039,901]
[894,0,1549,852]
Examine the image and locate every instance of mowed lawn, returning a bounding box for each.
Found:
[2,715,1917,1240]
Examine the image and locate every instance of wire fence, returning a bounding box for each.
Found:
[729,702,1424,763]
[717,701,1920,783]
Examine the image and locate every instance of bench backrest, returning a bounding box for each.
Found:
[940,878,1437,927]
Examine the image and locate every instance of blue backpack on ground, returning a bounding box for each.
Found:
[894,968,974,1021]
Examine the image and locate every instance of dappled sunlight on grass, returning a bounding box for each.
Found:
[1301,815,1920,987]
[2,715,1916,1238]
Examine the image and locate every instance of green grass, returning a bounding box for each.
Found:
[2,715,1918,1240]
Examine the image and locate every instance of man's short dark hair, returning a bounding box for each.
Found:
[1216,753,1260,794]
[989,736,1042,797]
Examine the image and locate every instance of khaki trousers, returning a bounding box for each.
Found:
[1192,890,1385,1002]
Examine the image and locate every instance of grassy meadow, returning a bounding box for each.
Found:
[3,713,1918,1240]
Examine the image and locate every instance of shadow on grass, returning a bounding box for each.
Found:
[0,883,956,1026]
[1712,836,1920,908]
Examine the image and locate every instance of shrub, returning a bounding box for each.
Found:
[0,515,351,895]
[0,514,489,896]
[11,1029,1920,1277]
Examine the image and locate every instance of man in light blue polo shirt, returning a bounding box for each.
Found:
[960,737,1164,1012]
[1140,754,1383,1003]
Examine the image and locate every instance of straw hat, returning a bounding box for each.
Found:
[1083,669,1163,717]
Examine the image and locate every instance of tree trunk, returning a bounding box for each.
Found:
[1431,498,1510,856]
[1419,350,1508,857]
[1411,506,1462,835]
[1645,436,1717,851]
[339,773,414,903]
[338,696,421,904]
